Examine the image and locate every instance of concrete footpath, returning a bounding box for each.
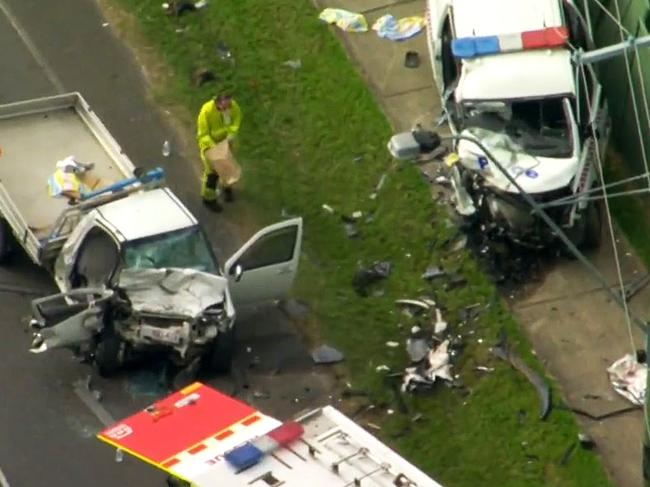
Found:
[313,0,647,485]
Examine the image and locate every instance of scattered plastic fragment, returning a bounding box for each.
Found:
[395,299,431,317]
[386,341,400,348]
[607,353,647,405]
[372,14,426,41]
[475,366,494,372]
[434,175,450,185]
[491,336,551,420]
[343,222,359,239]
[449,234,468,252]
[353,261,392,296]
[402,340,453,393]
[322,203,335,214]
[421,265,446,281]
[162,1,206,16]
[433,309,447,334]
[282,59,302,69]
[376,364,390,372]
[406,326,429,362]
[319,8,368,32]
[311,344,345,364]
[216,42,234,64]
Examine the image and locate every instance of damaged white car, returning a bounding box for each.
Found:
[29,187,302,376]
[0,92,302,378]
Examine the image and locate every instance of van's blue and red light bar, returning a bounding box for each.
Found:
[452,26,569,59]
[224,421,305,472]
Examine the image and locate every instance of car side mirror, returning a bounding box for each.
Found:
[233,264,244,282]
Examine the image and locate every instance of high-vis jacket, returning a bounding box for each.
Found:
[197,100,242,154]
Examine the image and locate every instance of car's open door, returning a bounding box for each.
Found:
[29,288,113,353]
[224,218,302,307]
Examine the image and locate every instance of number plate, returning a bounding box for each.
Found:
[140,324,182,345]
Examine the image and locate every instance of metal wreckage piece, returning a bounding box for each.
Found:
[491,334,551,420]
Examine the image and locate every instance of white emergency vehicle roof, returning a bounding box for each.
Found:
[98,382,444,487]
[456,49,576,101]
[451,0,564,37]
[95,187,197,241]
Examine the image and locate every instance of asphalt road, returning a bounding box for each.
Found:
[0,1,331,485]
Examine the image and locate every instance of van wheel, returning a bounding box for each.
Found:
[95,328,122,377]
[581,202,602,249]
[0,219,12,264]
[205,328,234,374]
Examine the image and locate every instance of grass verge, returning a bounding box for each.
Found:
[104,1,612,485]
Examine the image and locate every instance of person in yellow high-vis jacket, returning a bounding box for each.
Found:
[196,92,242,211]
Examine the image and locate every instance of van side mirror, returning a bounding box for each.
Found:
[232,264,244,282]
[387,130,442,160]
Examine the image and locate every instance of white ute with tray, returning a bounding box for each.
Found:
[0,93,303,377]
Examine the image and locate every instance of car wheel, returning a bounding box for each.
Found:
[581,201,602,249]
[94,327,122,377]
[205,328,234,374]
[0,218,12,264]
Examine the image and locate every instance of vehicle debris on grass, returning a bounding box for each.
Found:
[421,265,446,281]
[215,42,234,64]
[282,59,302,70]
[491,334,551,420]
[352,261,391,296]
[311,344,345,364]
[607,353,647,406]
[162,0,208,17]
[406,326,430,362]
[402,339,454,393]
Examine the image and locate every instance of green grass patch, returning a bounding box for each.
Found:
[605,156,650,266]
[108,1,612,485]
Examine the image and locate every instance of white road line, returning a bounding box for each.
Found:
[0,467,11,487]
[0,0,64,93]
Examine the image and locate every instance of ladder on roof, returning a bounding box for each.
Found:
[299,424,419,486]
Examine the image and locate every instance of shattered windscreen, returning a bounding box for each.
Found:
[122,227,218,273]
[462,97,573,158]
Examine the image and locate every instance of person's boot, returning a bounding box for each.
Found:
[202,198,223,212]
[224,187,234,202]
